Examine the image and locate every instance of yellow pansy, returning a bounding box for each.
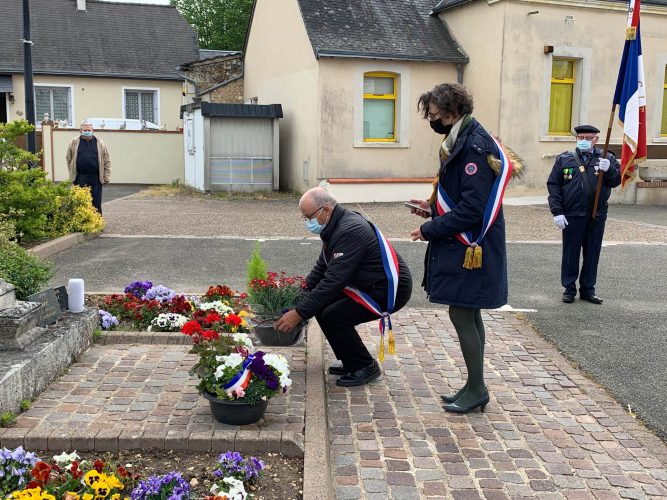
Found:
[92,479,111,498]
[105,475,124,490]
[84,470,103,486]
[82,494,94,500]
[65,493,81,500]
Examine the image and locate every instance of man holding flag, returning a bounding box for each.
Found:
[547,125,621,304]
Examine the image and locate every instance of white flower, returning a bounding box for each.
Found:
[199,301,233,315]
[150,313,188,331]
[216,353,244,369]
[263,353,290,376]
[211,477,247,500]
[232,333,253,350]
[52,451,79,466]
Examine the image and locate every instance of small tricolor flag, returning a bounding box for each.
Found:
[612,0,647,189]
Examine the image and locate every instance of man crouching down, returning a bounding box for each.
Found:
[275,187,413,387]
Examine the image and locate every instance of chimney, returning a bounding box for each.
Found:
[76,0,86,11]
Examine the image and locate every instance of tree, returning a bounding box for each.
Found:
[172,0,253,51]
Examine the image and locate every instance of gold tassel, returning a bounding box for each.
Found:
[463,246,474,269]
[472,245,483,269]
[388,329,395,355]
[378,335,385,363]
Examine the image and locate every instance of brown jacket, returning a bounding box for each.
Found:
[66,136,111,184]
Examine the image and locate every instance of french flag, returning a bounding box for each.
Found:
[613,0,647,189]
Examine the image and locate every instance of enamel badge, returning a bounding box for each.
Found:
[464,163,478,176]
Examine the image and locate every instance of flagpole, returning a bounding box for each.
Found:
[591,104,616,220]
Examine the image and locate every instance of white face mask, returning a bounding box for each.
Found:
[577,139,593,151]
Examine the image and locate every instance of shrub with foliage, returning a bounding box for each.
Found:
[0,217,53,300]
[246,242,268,285]
[0,119,104,242]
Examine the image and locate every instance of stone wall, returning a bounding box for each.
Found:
[185,56,244,104]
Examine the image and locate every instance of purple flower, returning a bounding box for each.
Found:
[99,309,119,330]
[0,446,39,494]
[143,285,176,303]
[130,471,190,500]
[124,280,153,298]
[214,451,264,484]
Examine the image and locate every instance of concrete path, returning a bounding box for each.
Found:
[327,309,667,499]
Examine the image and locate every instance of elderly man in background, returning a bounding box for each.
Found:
[66,121,111,214]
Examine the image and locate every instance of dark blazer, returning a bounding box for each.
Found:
[420,118,508,309]
[296,205,412,319]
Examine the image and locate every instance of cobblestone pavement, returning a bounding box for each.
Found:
[326,309,667,499]
[102,196,667,243]
[0,338,305,455]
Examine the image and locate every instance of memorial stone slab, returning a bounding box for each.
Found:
[25,289,63,326]
[53,286,69,312]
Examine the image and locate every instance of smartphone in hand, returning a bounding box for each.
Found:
[404,202,426,211]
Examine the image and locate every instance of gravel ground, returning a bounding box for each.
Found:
[102,194,667,243]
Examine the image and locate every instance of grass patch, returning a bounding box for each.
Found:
[0,411,16,428]
[139,185,301,201]
[19,400,31,412]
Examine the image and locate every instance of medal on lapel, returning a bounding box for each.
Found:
[579,165,585,173]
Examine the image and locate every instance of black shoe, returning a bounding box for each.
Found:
[335,361,381,387]
[442,393,490,414]
[328,363,347,376]
[440,384,467,404]
[581,295,603,304]
[562,294,575,303]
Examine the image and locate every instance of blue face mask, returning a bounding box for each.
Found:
[577,139,592,151]
[81,131,93,137]
[304,217,326,234]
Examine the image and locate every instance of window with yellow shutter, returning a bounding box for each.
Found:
[549,59,575,136]
[363,72,397,142]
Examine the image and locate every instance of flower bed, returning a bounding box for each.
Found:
[0,447,302,500]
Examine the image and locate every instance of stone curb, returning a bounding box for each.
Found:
[0,428,305,456]
[29,232,100,259]
[98,331,189,345]
[302,321,333,500]
[499,311,667,468]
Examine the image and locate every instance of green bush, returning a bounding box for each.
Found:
[246,241,268,285]
[0,243,53,300]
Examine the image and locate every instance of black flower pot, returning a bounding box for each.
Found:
[202,391,269,425]
[252,320,306,346]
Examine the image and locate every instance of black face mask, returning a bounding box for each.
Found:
[430,120,453,135]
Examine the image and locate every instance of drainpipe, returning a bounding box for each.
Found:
[456,63,464,84]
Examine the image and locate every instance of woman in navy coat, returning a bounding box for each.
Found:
[410,83,517,413]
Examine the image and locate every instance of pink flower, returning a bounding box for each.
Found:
[235,387,245,398]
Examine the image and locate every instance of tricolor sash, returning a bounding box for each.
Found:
[223,354,255,393]
[322,223,399,362]
[435,137,513,269]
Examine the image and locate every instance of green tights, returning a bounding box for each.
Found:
[448,306,487,405]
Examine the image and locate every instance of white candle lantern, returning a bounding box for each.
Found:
[68,278,85,313]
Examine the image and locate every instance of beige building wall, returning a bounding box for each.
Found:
[244,0,319,192]
[442,0,667,193]
[9,75,185,130]
[318,59,459,180]
[44,125,184,184]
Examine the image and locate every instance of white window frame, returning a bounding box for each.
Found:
[354,63,410,148]
[653,54,667,143]
[122,86,160,125]
[34,83,74,127]
[539,47,592,142]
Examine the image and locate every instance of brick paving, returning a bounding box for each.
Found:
[1,336,305,456]
[327,308,667,499]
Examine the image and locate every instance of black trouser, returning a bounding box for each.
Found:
[316,282,412,373]
[561,214,607,297]
[74,174,103,214]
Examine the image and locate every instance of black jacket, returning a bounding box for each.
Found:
[547,148,621,217]
[296,205,412,320]
[420,118,508,310]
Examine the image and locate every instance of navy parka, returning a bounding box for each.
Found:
[420,118,508,309]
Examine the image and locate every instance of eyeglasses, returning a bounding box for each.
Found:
[302,206,324,221]
[576,135,597,140]
[427,110,442,121]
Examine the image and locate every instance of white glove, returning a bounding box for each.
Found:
[553,215,568,230]
[595,158,610,172]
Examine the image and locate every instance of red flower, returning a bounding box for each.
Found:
[116,466,129,478]
[70,461,83,479]
[31,461,52,484]
[225,314,242,327]
[239,292,248,299]
[202,330,220,341]
[94,459,105,473]
[182,320,203,336]
[26,481,40,489]
[205,312,222,324]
